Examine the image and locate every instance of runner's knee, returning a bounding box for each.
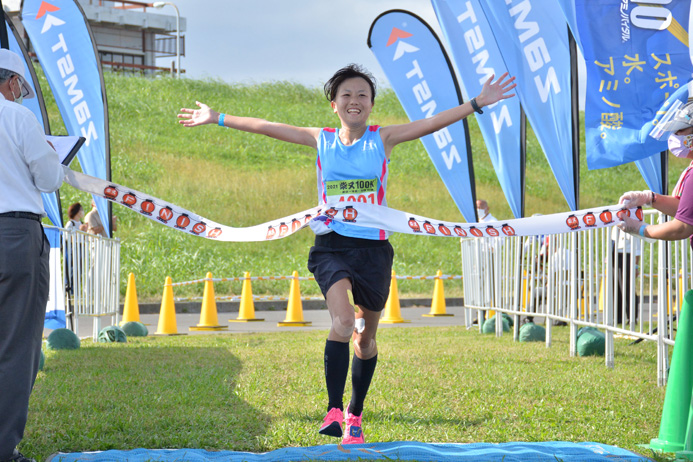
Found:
[331,315,355,339]
[354,336,377,358]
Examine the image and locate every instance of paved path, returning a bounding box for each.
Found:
[56,306,479,339]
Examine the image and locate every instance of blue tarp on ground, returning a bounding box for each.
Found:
[46,441,651,462]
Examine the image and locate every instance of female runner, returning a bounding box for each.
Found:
[178,64,515,444]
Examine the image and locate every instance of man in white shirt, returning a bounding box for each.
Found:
[84,199,117,237]
[476,199,497,223]
[473,199,500,320]
[0,49,64,462]
[476,198,501,254]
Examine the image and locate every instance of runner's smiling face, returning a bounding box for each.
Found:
[331,77,374,128]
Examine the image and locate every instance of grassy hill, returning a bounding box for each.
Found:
[43,72,689,300]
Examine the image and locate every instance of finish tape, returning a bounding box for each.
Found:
[63,168,639,242]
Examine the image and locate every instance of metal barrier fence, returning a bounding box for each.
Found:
[48,225,121,339]
[460,210,683,386]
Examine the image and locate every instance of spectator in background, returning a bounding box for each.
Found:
[0,48,64,462]
[610,227,641,325]
[544,237,572,326]
[84,199,116,237]
[64,203,87,300]
[474,199,500,321]
[65,202,87,232]
[476,199,497,222]
[522,213,545,323]
[477,199,500,254]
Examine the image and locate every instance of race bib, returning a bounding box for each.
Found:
[325,178,378,204]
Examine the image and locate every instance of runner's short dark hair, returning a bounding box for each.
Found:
[324,64,377,104]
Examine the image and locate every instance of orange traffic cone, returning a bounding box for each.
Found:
[190,272,228,331]
[120,272,141,325]
[278,271,312,326]
[230,272,264,322]
[381,271,410,324]
[424,270,454,317]
[155,276,185,335]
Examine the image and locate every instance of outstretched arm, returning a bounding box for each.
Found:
[178,101,320,149]
[380,73,516,157]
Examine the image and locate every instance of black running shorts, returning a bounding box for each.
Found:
[307,232,394,312]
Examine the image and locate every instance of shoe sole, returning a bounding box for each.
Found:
[319,421,343,438]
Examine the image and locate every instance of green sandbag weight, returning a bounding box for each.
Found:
[519,322,545,342]
[576,328,605,357]
[46,328,80,350]
[97,326,127,343]
[121,321,148,337]
[482,315,510,334]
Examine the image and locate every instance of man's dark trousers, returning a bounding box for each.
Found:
[0,217,49,460]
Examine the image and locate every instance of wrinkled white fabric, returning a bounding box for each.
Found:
[64,168,637,242]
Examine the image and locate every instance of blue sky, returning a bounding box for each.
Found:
[156,0,439,88]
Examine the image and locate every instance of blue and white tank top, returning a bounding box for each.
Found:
[311,125,390,240]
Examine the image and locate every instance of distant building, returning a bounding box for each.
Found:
[4,0,186,75]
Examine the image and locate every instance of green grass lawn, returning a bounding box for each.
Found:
[24,326,668,461]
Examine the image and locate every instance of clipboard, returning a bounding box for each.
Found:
[46,135,86,166]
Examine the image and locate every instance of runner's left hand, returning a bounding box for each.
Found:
[476,72,517,108]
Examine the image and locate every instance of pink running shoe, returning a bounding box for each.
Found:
[341,406,365,444]
[319,407,343,437]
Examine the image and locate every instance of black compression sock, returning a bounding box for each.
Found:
[349,354,378,416]
[324,340,349,412]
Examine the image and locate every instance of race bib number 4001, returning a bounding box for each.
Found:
[325,178,378,203]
